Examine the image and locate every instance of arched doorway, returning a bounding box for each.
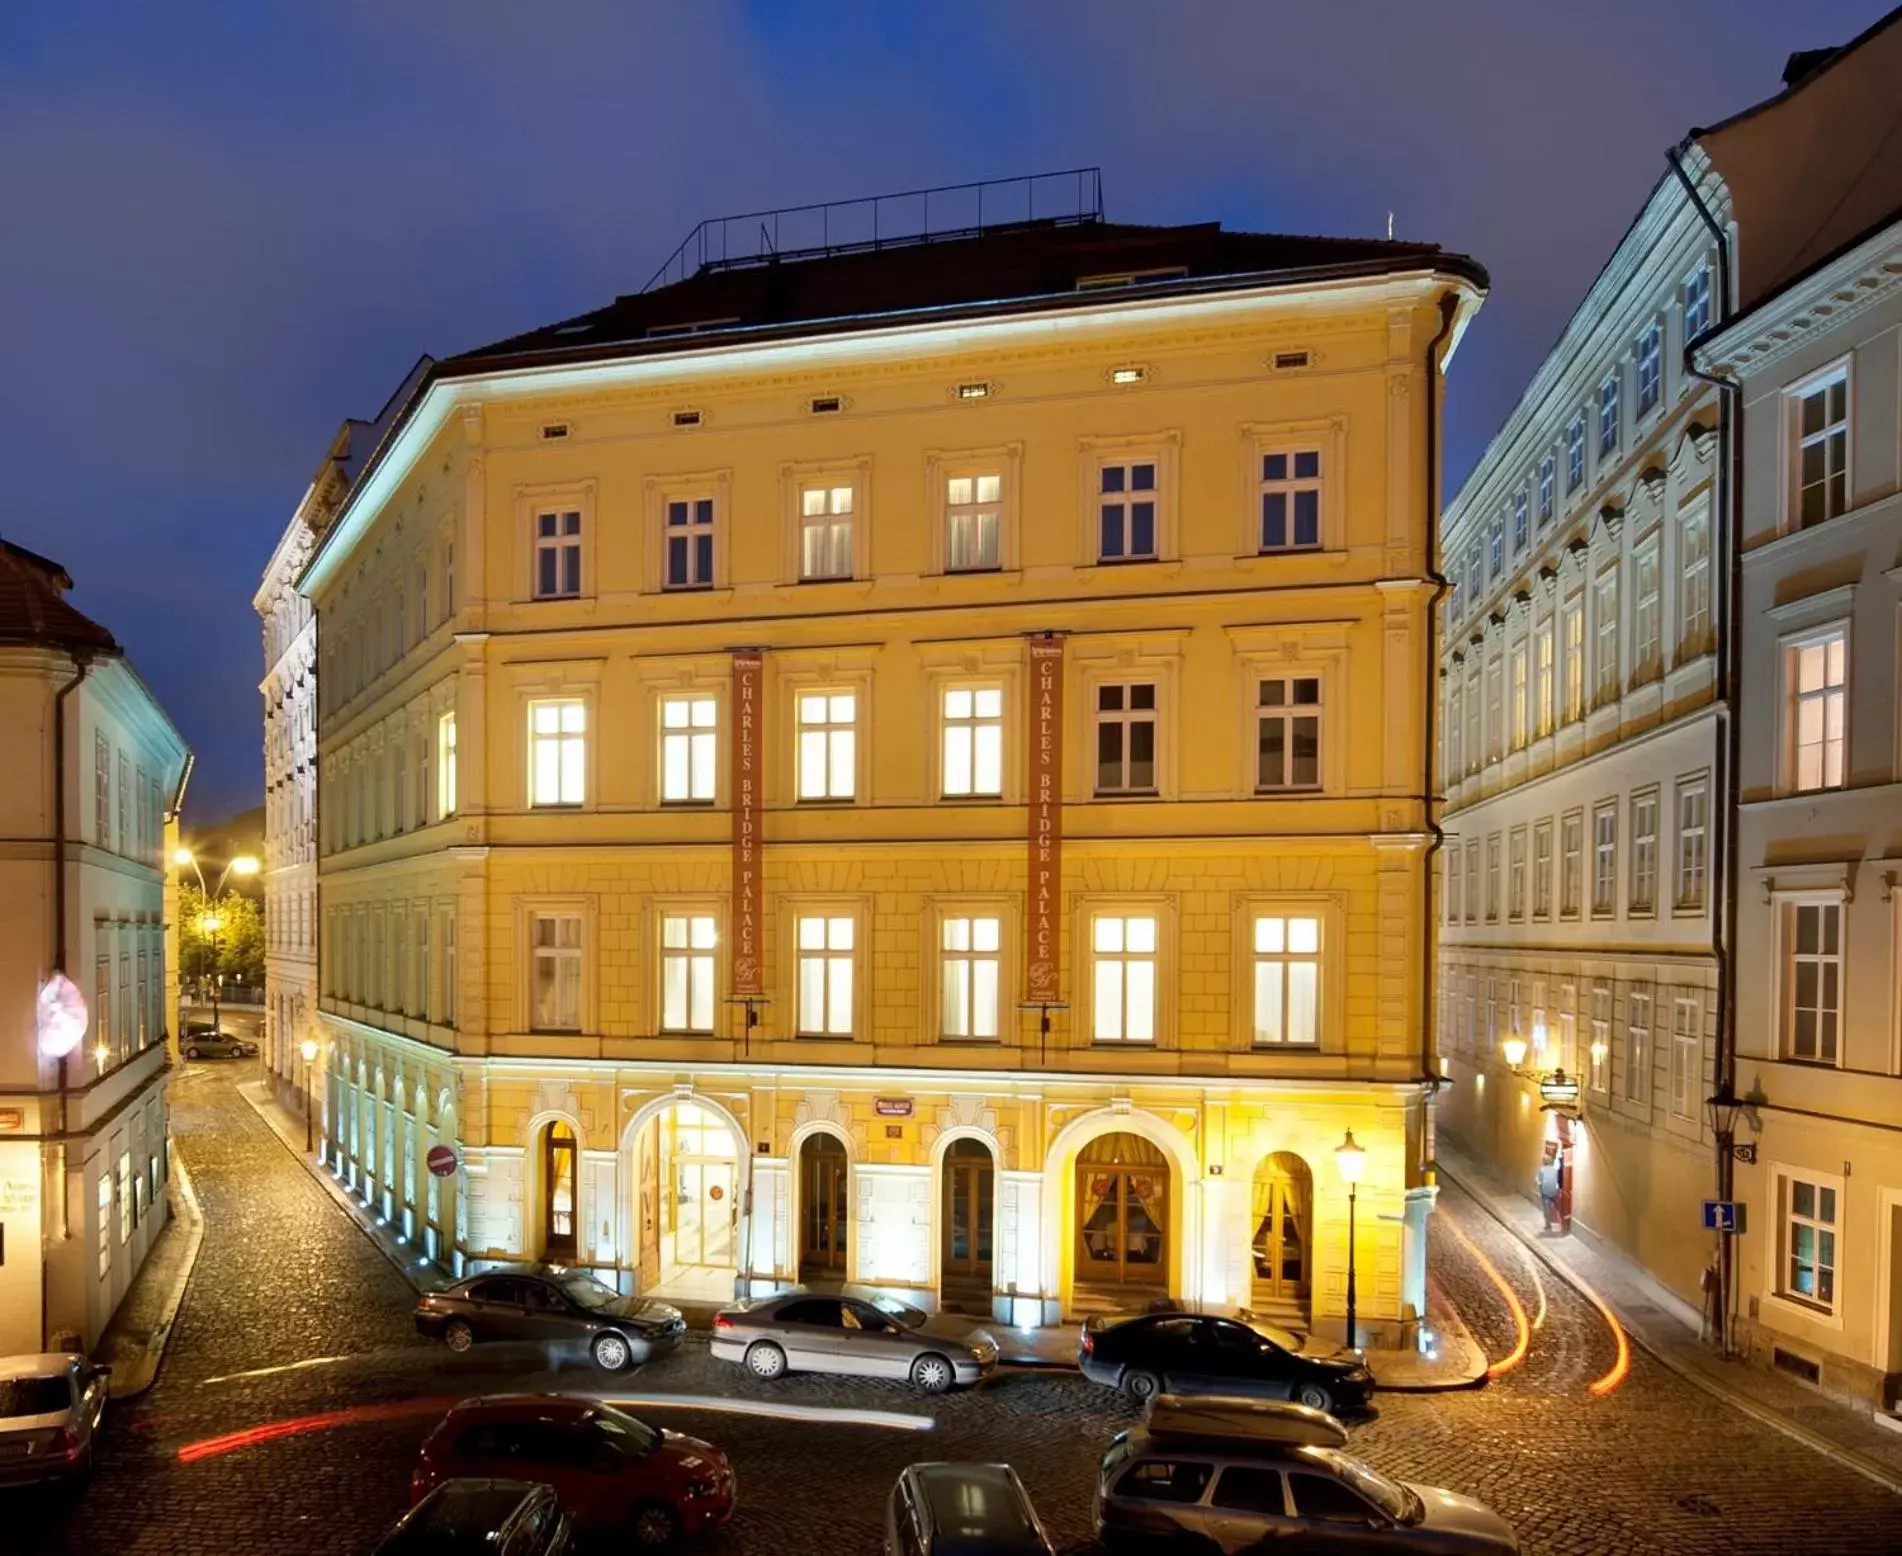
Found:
[631,1101,740,1299]
[798,1133,849,1279]
[541,1121,578,1261]
[940,1138,994,1313]
[1075,1132,1170,1310]
[1249,1153,1313,1326]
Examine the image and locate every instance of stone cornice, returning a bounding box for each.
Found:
[1696,221,1902,379]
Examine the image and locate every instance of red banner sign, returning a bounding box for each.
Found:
[731,650,764,997]
[1027,633,1064,1004]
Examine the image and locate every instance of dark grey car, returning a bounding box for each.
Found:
[180,1027,257,1060]
[886,1462,1054,1556]
[414,1265,686,1373]
[711,1290,999,1393]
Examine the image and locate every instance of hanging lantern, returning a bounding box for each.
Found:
[37,972,89,1060]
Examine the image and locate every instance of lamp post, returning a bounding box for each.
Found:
[300,1037,320,1154]
[174,847,258,1044]
[1335,1129,1366,1351]
[1703,1091,1755,1357]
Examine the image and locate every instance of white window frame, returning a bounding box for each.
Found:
[1090,912,1160,1044]
[529,911,584,1033]
[1771,1166,1843,1321]
[1779,895,1845,1066]
[1679,499,1711,656]
[1783,625,1848,794]
[1562,595,1585,724]
[1560,810,1583,919]
[663,493,718,590]
[1508,827,1527,922]
[1537,454,1555,526]
[1630,790,1658,916]
[660,693,719,805]
[1625,985,1650,1104]
[1675,778,1708,911]
[798,481,857,582]
[659,911,719,1034]
[1633,531,1661,678]
[1594,567,1620,705]
[1511,489,1529,554]
[1097,456,1161,563]
[1257,446,1325,553]
[1786,362,1850,531]
[1598,370,1620,459]
[532,506,584,600]
[1588,984,1610,1096]
[1256,674,1322,792]
[1250,912,1323,1047]
[1683,263,1712,342]
[1485,834,1501,923]
[927,447,1021,576]
[1094,680,1159,796]
[1464,840,1480,925]
[1509,643,1528,752]
[1592,802,1617,917]
[1670,994,1701,1121]
[939,913,1002,1041]
[945,471,1004,572]
[1635,321,1662,417]
[437,711,457,819]
[796,689,858,802]
[527,697,587,808]
[795,913,857,1037]
[1567,414,1585,492]
[1534,620,1555,738]
[941,685,1004,799]
[1532,820,1553,920]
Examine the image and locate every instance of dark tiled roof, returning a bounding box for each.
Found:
[0,538,120,655]
[446,218,1486,372]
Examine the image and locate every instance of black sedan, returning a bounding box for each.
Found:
[1079,1311,1374,1414]
[414,1265,686,1373]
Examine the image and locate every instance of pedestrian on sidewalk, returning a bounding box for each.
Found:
[1536,1157,1562,1231]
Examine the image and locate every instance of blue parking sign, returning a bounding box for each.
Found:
[1703,1200,1742,1233]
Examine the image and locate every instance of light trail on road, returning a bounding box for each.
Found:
[1440,1215,1531,1378]
[1510,1237,1549,1331]
[201,1352,359,1386]
[176,1397,456,1463]
[601,1392,935,1431]
[1570,1265,1633,1396]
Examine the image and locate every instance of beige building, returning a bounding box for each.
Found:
[298,178,1485,1339]
[1694,16,1902,1415]
[0,539,190,1353]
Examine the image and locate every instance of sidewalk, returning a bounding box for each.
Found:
[1440,1141,1902,1493]
[93,1142,205,1397]
[238,1077,440,1296]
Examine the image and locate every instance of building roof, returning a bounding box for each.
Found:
[0,537,121,656]
[445,217,1486,375]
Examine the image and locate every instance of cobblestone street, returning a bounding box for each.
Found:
[10,1066,1900,1555]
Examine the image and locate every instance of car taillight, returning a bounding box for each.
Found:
[1081,1330,1094,1356]
[713,1314,733,1330]
[58,1427,82,1456]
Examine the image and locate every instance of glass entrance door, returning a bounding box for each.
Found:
[800,1135,849,1275]
[1250,1155,1312,1309]
[673,1158,735,1266]
[942,1140,994,1280]
[542,1122,577,1262]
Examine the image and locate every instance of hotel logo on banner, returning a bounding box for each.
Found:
[731,650,764,996]
[1027,633,1064,1003]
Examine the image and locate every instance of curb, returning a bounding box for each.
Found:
[106,1143,205,1399]
[237,1080,430,1296]
[1441,1165,1902,1496]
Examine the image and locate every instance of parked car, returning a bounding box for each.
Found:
[711,1289,999,1393]
[412,1395,734,1549]
[179,1025,257,1060]
[414,1264,685,1372]
[1080,1310,1374,1412]
[885,1462,1055,1556]
[1097,1395,1519,1553]
[376,1478,571,1556]
[0,1353,110,1487]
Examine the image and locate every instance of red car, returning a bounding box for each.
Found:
[412,1394,734,1548]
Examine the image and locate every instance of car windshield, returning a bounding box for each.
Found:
[1237,1319,1302,1352]
[589,1405,660,1456]
[861,1293,926,1328]
[551,1272,621,1310]
[0,1377,71,1417]
[1304,1448,1418,1523]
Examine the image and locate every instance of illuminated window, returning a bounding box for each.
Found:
[1099,461,1157,561]
[1092,915,1157,1043]
[661,915,717,1033]
[942,687,1003,798]
[941,916,1001,1040]
[1259,450,1322,551]
[1594,569,1620,703]
[796,692,856,801]
[97,1175,112,1281]
[1486,834,1501,922]
[530,913,583,1032]
[528,699,586,807]
[796,916,855,1036]
[1257,678,1320,790]
[665,496,716,590]
[1508,828,1527,922]
[1788,630,1847,792]
[1560,812,1583,918]
[1562,596,1584,723]
[1630,792,1658,914]
[1778,1174,1839,1313]
[1592,802,1617,916]
[1625,985,1650,1103]
[660,695,718,804]
[1633,534,1661,677]
[1532,820,1553,919]
[800,484,855,580]
[1676,780,1707,910]
[1252,915,1320,1045]
[1509,645,1528,751]
[1680,501,1711,654]
[533,508,582,599]
[1534,622,1554,738]
[1781,900,1843,1064]
[1670,996,1701,1121]
[437,712,457,818]
[946,474,1002,571]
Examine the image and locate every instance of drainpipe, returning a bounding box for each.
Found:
[1669,142,1744,1356]
[1419,289,1461,1181]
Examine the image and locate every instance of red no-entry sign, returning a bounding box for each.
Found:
[426,1144,459,1178]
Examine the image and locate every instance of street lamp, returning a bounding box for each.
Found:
[299,1037,320,1153]
[1335,1129,1366,1352]
[1501,1036,1529,1071]
[174,847,259,1046]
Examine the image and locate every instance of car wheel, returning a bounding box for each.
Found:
[911,1353,955,1394]
[184,1047,199,1060]
[592,1331,633,1373]
[1296,1382,1334,1413]
[630,1499,679,1548]
[744,1340,787,1380]
[1121,1368,1161,1406]
[444,1319,474,1354]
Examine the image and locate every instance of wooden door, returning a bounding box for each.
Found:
[800,1135,849,1275]
[1250,1155,1312,1309]
[941,1141,994,1281]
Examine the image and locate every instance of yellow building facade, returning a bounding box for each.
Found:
[301,193,1484,1340]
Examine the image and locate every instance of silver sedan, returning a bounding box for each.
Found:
[711,1290,999,1393]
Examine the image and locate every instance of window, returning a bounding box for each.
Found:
[415,729,429,827]
[1598,371,1619,458]
[1259,450,1322,551]
[941,916,1001,1040]
[1789,631,1847,792]
[1252,915,1320,1045]
[443,911,458,1027]
[1537,455,1555,526]
[1793,372,1848,528]
[94,956,110,1070]
[1465,549,1482,608]
[660,914,717,1033]
[1630,792,1657,914]
[1095,683,1157,795]
[946,474,1002,571]
[1512,490,1528,554]
[1485,835,1501,922]
[533,509,582,599]
[1463,664,1481,774]
[1444,681,1462,780]
[796,916,855,1036]
[1633,535,1660,677]
[665,497,716,589]
[1093,915,1157,1042]
[437,712,458,817]
[1487,518,1504,582]
[1680,502,1711,654]
[1445,837,1461,925]
[1485,651,1504,763]
[1562,597,1584,723]
[797,692,857,801]
[660,695,718,804]
[1117,1461,1213,1505]
[94,733,110,846]
[1625,986,1650,1103]
[1670,995,1701,1121]
[117,754,129,856]
[1782,901,1842,1064]
[1099,461,1158,561]
[800,484,855,580]
[1675,781,1707,909]
[1594,569,1619,703]
[1534,623,1554,738]
[1635,322,1662,416]
[1256,678,1320,790]
[528,699,586,807]
[942,687,1004,798]
[1463,840,1480,925]
[1683,264,1711,341]
[97,1175,112,1281]
[1592,803,1617,916]
[1509,645,1528,751]
[1566,414,1585,492]
[1560,812,1583,918]
[1532,820,1553,919]
[1589,984,1610,1093]
[1508,828,1527,921]
[529,913,582,1032]
[1779,1175,1839,1313]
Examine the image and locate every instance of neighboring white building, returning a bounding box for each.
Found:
[0,539,190,1354]
[1695,26,1902,1413]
